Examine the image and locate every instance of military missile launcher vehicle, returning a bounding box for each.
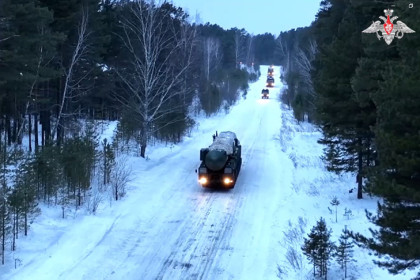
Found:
[197,131,242,188]
[266,76,274,87]
[261,89,269,99]
[267,66,274,76]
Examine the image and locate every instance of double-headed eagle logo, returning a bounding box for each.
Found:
[362,9,415,45]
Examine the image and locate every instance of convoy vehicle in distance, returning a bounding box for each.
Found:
[197,131,242,189]
[267,65,274,76]
[261,89,269,99]
[266,76,275,87]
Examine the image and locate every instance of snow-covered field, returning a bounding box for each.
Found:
[2,66,415,280]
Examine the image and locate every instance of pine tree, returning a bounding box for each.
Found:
[253,33,276,65]
[330,196,340,223]
[302,223,319,277]
[302,217,334,279]
[314,1,361,199]
[61,133,97,208]
[102,138,115,186]
[0,182,11,265]
[18,156,40,235]
[0,0,63,146]
[312,0,396,200]
[335,226,355,278]
[353,2,420,276]
[9,156,41,252]
[33,146,62,203]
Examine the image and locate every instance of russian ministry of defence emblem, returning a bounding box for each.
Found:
[362,9,415,45]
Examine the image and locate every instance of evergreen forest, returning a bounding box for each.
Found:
[277,0,419,277]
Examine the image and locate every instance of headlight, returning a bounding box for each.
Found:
[223,177,233,184]
[199,177,208,184]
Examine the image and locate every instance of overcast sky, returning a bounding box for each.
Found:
[170,0,322,36]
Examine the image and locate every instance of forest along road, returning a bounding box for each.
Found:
[7,66,296,280]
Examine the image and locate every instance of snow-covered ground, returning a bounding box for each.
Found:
[2,66,415,280]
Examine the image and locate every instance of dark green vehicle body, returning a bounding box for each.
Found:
[197,131,242,189]
[266,76,274,87]
[261,89,269,99]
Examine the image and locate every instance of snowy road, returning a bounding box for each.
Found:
[4,66,414,280]
[107,66,291,280]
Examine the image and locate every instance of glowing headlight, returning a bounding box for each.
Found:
[223,177,233,184]
[199,177,208,184]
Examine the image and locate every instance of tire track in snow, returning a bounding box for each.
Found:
[151,190,240,280]
[150,94,269,279]
[153,193,215,279]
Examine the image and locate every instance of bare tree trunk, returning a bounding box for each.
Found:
[204,37,221,81]
[6,115,11,146]
[1,196,5,265]
[52,8,90,142]
[357,137,363,199]
[246,35,254,65]
[43,110,51,146]
[24,192,28,236]
[139,121,149,158]
[41,112,44,147]
[357,159,363,199]
[0,132,6,264]
[12,209,15,251]
[12,117,17,144]
[234,30,240,68]
[115,184,118,201]
[16,36,46,144]
[294,40,317,95]
[29,113,32,152]
[205,39,211,81]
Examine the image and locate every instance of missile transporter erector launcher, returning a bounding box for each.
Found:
[266,76,275,87]
[261,89,269,99]
[267,65,274,76]
[197,131,242,188]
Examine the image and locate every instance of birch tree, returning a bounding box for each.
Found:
[276,32,289,71]
[203,37,222,81]
[245,35,254,66]
[232,28,247,68]
[52,7,91,144]
[114,0,196,157]
[294,39,317,96]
